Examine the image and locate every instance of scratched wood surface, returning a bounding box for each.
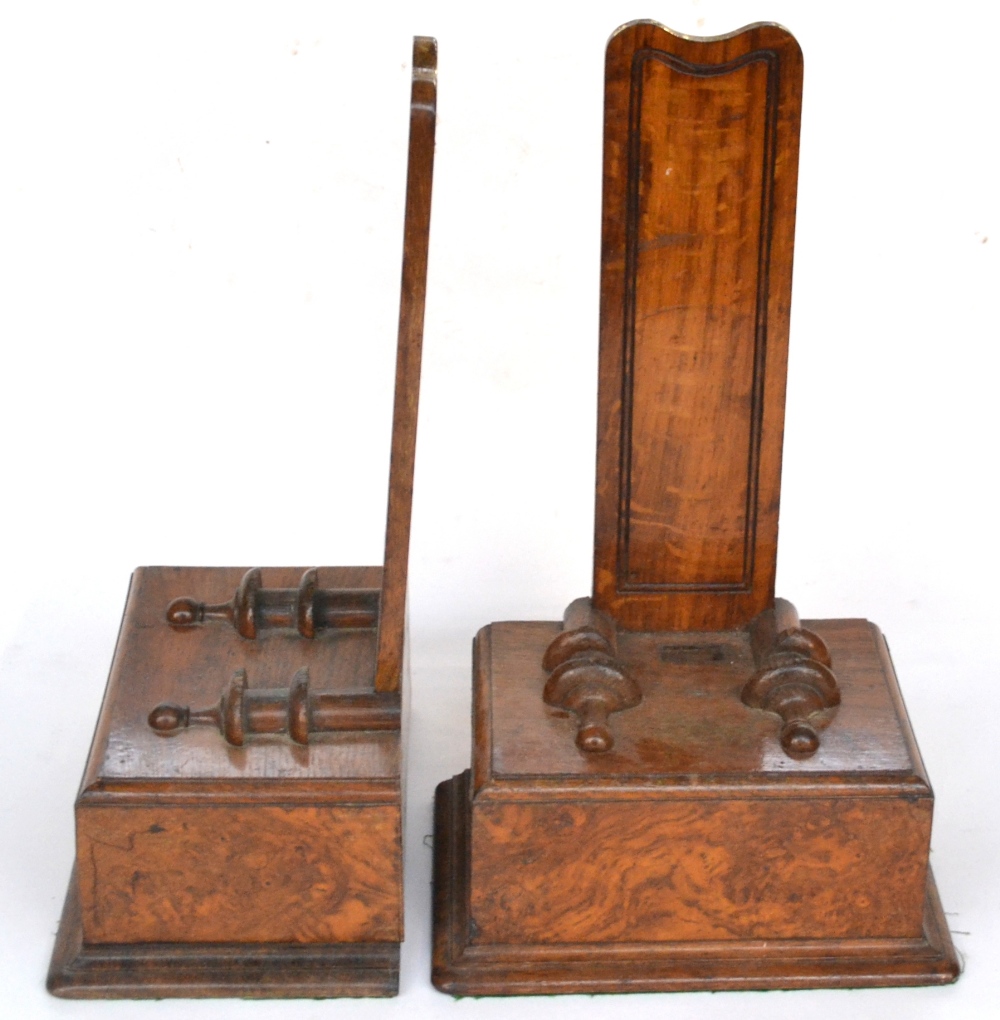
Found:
[594,22,803,631]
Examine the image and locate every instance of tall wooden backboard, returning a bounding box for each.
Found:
[594,22,802,632]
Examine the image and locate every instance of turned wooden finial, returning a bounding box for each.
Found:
[148,667,400,746]
[742,598,840,757]
[542,598,641,753]
[165,567,380,639]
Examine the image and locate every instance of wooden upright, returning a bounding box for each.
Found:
[593,20,800,633]
[48,37,437,999]
[432,22,958,995]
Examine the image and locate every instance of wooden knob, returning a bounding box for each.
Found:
[147,703,189,732]
[780,719,820,756]
[575,700,614,753]
[542,598,641,753]
[165,598,203,627]
[743,600,841,759]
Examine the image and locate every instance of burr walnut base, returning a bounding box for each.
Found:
[431,619,959,995]
[48,567,403,999]
[50,867,398,998]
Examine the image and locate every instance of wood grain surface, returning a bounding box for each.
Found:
[376,36,437,693]
[477,618,925,783]
[433,771,959,995]
[464,616,934,945]
[79,805,401,944]
[81,567,400,788]
[434,596,960,991]
[469,796,929,943]
[73,567,403,947]
[594,22,803,631]
[49,868,399,998]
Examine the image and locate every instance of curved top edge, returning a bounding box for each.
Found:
[606,19,797,48]
[413,35,437,79]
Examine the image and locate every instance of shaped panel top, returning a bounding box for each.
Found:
[593,22,803,632]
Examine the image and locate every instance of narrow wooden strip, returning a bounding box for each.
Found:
[375,37,438,692]
[78,778,402,806]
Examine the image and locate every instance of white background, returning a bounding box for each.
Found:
[1,1,997,1017]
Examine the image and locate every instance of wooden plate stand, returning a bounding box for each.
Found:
[47,36,437,999]
[431,21,959,996]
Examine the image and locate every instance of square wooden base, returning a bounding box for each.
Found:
[431,618,960,996]
[432,771,958,995]
[49,566,404,999]
[49,868,398,998]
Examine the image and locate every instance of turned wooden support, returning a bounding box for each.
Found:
[542,598,641,753]
[742,598,840,757]
[148,667,400,746]
[165,567,380,639]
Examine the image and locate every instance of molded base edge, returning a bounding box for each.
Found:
[48,867,399,999]
[432,771,960,996]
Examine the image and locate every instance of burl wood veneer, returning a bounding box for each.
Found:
[432,21,958,996]
[49,36,437,999]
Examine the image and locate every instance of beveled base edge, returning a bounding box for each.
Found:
[48,867,399,999]
[432,771,960,997]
